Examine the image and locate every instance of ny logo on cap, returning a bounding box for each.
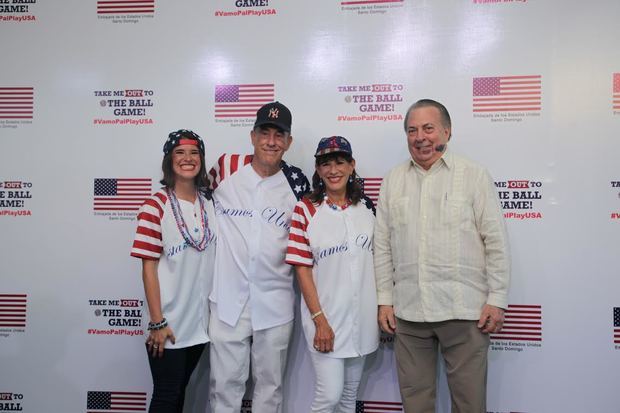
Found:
[268,108,279,119]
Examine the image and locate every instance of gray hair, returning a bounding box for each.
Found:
[403,99,452,132]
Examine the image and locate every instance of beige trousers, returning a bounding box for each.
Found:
[395,319,490,413]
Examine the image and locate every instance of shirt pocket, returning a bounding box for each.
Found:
[389,196,410,227]
[445,195,474,230]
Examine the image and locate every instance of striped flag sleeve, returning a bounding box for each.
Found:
[208,153,253,191]
[130,190,167,260]
[286,199,316,267]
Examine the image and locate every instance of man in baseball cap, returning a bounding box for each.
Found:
[207,102,309,413]
[253,101,292,133]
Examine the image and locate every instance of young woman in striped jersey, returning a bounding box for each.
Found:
[130,130,216,413]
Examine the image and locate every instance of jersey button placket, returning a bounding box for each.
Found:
[248,181,263,282]
[344,209,361,354]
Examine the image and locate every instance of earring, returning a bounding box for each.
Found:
[318,180,324,188]
[348,175,353,183]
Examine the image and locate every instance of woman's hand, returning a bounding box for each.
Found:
[141,259,174,358]
[313,315,335,353]
[294,265,335,353]
[146,326,176,358]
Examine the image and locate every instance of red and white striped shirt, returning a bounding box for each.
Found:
[131,189,217,349]
[286,197,379,358]
[131,190,167,259]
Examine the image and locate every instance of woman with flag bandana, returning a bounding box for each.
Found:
[130,130,217,413]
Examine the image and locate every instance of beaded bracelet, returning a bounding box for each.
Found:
[147,318,168,331]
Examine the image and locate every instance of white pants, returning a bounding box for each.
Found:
[309,353,367,413]
[209,302,293,413]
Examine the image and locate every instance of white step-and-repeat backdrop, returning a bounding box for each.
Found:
[1,1,619,412]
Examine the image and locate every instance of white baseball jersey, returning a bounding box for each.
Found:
[130,189,217,349]
[208,154,309,330]
[286,197,379,358]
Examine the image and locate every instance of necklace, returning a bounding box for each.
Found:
[323,194,352,211]
[166,188,212,251]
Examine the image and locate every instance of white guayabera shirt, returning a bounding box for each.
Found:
[374,150,511,322]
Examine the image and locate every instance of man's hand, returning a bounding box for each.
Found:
[378,305,396,334]
[477,304,505,334]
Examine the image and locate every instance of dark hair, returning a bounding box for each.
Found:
[403,99,452,136]
[306,152,363,205]
[160,149,210,199]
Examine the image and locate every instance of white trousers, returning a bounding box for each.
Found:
[309,353,367,413]
[209,302,293,413]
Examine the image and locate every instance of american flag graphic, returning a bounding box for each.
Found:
[93,178,152,211]
[613,307,620,344]
[613,73,620,110]
[341,0,403,5]
[214,84,275,119]
[362,177,382,207]
[97,0,155,14]
[0,87,33,120]
[0,294,27,328]
[473,75,541,112]
[490,304,542,342]
[356,400,403,412]
[87,391,147,412]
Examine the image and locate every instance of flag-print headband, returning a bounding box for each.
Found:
[163,129,205,156]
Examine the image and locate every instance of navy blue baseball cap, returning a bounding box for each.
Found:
[314,136,352,157]
[254,101,292,133]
